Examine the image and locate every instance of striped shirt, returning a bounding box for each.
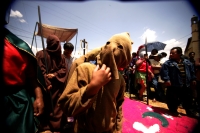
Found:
[177,61,186,84]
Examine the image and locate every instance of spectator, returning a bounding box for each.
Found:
[36,34,67,133]
[2,26,45,133]
[149,49,158,59]
[149,53,165,102]
[160,52,168,65]
[1,1,45,132]
[129,52,138,95]
[58,32,133,132]
[189,52,195,67]
[135,52,154,101]
[63,42,76,79]
[160,47,197,117]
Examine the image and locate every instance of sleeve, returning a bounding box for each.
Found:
[115,74,126,132]
[58,63,97,117]
[189,61,196,81]
[160,62,170,82]
[53,55,67,83]
[36,51,51,86]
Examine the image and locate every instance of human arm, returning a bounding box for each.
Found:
[33,81,44,116]
[85,64,111,98]
[36,51,51,87]
[58,63,111,117]
[136,58,145,67]
[189,60,197,86]
[48,55,67,83]
[115,74,125,132]
[160,62,171,86]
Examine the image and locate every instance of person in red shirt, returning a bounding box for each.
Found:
[135,52,154,100]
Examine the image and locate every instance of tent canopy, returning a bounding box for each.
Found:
[35,22,78,42]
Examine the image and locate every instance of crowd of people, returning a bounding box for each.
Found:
[122,47,200,118]
[2,1,200,133]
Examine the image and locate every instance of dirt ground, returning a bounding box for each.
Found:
[124,90,186,115]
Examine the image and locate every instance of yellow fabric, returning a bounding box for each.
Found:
[58,32,133,132]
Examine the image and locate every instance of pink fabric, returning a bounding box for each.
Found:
[122,97,198,133]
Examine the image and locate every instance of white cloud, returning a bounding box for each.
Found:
[19,19,26,23]
[158,39,184,58]
[162,31,165,34]
[10,9,23,18]
[140,29,157,43]
[10,9,26,23]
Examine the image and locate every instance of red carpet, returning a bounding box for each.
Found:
[122,97,198,133]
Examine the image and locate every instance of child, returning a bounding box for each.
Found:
[58,32,133,133]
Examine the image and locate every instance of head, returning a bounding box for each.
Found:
[100,32,133,68]
[132,52,137,58]
[139,51,148,59]
[189,52,195,59]
[160,52,167,58]
[152,53,162,61]
[63,42,74,58]
[151,49,158,55]
[46,34,61,56]
[169,47,182,60]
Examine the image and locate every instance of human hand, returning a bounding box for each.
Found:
[47,85,52,91]
[164,81,171,87]
[90,64,112,89]
[33,97,44,116]
[47,73,55,79]
[151,73,154,78]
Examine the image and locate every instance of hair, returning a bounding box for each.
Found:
[132,52,137,56]
[189,52,195,56]
[151,49,158,53]
[161,52,167,57]
[170,47,182,55]
[63,42,74,51]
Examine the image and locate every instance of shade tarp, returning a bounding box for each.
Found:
[35,22,78,42]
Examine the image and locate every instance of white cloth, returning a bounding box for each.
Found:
[160,57,168,65]
[149,59,161,74]
[65,56,76,74]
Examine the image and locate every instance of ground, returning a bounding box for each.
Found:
[124,89,187,115]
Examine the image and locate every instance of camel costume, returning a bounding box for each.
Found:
[58,32,133,133]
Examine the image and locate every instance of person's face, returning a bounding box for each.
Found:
[64,49,73,57]
[144,54,148,60]
[154,56,160,61]
[151,50,158,55]
[169,49,180,60]
[189,53,195,59]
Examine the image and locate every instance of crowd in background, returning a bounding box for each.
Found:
[122,47,200,118]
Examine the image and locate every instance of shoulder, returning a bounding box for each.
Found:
[77,62,96,70]
[36,50,43,57]
[163,59,172,65]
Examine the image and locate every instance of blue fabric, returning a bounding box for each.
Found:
[160,59,196,87]
[152,73,163,98]
[3,89,37,133]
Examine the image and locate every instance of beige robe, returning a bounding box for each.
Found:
[58,32,133,133]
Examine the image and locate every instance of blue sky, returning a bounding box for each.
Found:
[5,0,200,58]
